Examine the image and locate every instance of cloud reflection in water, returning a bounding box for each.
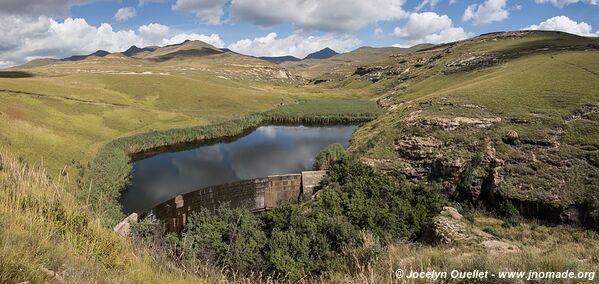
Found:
[121,125,357,213]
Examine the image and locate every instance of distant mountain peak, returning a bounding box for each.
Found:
[62,50,109,61]
[304,47,339,60]
[122,45,158,57]
[259,55,301,64]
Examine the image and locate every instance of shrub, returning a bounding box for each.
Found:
[313,143,349,170]
[163,158,444,280]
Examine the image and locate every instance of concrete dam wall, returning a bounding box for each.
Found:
[152,171,327,232]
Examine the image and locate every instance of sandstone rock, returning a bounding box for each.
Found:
[353,66,397,82]
[429,207,520,253]
[431,214,473,245]
[440,206,463,220]
[504,130,519,144]
[419,116,501,131]
[114,213,138,238]
[395,136,443,159]
[404,110,422,123]
[444,55,501,74]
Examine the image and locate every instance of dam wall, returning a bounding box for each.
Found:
[152,171,327,232]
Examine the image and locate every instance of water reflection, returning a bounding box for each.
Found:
[122,125,357,213]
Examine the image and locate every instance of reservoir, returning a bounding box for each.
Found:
[122,125,358,213]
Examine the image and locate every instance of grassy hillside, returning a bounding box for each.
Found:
[349,31,599,227]
[0,40,382,173]
[281,45,431,79]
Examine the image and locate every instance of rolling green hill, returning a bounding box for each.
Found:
[281,44,433,79]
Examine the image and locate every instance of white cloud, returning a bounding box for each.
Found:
[172,0,228,25]
[138,23,169,41]
[114,7,136,22]
[463,0,509,25]
[163,33,225,47]
[0,16,226,68]
[534,0,598,7]
[415,0,440,11]
[227,32,361,58]
[393,12,472,47]
[525,16,599,36]
[230,0,408,32]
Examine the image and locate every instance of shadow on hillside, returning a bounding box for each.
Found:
[0,71,34,78]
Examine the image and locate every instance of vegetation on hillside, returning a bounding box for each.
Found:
[135,156,443,280]
[0,152,204,283]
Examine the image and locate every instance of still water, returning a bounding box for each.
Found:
[122,125,358,213]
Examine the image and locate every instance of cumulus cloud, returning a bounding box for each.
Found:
[227,32,361,58]
[172,0,228,25]
[0,0,92,17]
[393,12,472,47]
[415,0,440,11]
[0,16,225,68]
[114,7,136,22]
[463,0,509,25]
[163,33,225,47]
[138,23,169,41]
[525,16,599,36]
[230,0,408,32]
[534,0,598,7]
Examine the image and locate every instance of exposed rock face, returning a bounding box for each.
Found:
[430,207,490,244]
[395,136,443,160]
[444,55,502,74]
[566,103,599,122]
[417,116,502,131]
[114,213,138,237]
[353,66,397,82]
[429,207,520,254]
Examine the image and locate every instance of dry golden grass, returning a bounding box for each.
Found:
[0,151,210,283]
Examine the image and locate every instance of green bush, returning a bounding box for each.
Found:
[177,206,267,274]
[498,200,521,227]
[313,143,349,170]
[164,158,444,280]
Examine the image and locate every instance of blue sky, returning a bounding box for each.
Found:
[1,0,598,67]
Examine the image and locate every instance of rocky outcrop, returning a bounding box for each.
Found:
[353,66,399,82]
[566,103,599,123]
[114,213,138,237]
[417,116,502,131]
[429,207,520,254]
[395,136,443,160]
[444,55,502,74]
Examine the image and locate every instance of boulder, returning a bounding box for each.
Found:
[503,130,519,144]
[113,213,138,238]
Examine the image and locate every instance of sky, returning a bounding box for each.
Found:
[1,0,599,67]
